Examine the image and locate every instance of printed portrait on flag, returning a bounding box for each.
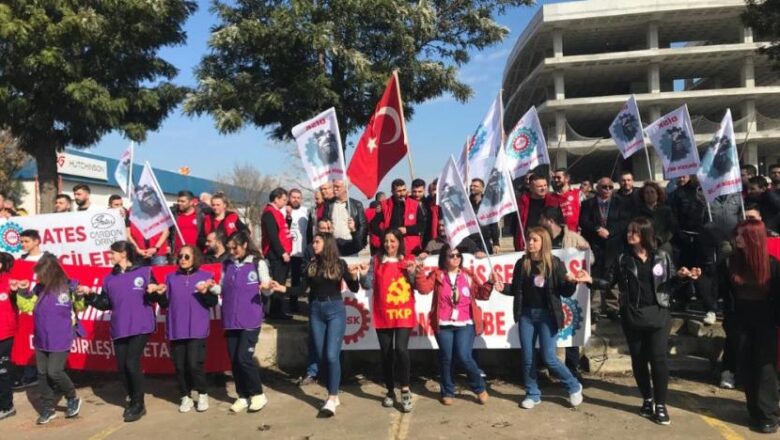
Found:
[609,96,645,159]
[132,184,164,222]
[697,109,742,203]
[644,105,700,179]
[708,135,735,179]
[439,182,467,225]
[659,126,693,162]
[483,166,505,207]
[292,107,346,189]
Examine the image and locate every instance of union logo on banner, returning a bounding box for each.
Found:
[0,221,23,253]
[468,124,488,160]
[558,296,584,340]
[506,127,537,160]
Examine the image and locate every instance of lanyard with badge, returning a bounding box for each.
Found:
[446,271,460,320]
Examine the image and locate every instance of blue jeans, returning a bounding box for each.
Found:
[305,336,319,378]
[310,299,346,395]
[435,325,485,397]
[519,308,581,400]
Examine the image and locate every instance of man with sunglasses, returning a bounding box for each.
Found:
[579,177,631,321]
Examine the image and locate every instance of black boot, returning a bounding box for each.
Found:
[124,403,146,423]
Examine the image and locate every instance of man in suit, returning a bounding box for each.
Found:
[579,177,631,320]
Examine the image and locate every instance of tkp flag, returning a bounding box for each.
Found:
[437,156,482,249]
[644,104,700,179]
[114,142,134,196]
[130,162,176,240]
[464,93,504,182]
[347,72,409,198]
[503,106,549,179]
[697,109,742,203]
[477,151,517,226]
[291,107,346,189]
[609,95,645,159]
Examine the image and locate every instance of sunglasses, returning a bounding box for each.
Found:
[599,186,613,191]
[177,254,192,261]
[447,253,461,259]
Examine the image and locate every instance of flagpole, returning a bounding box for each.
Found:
[128,141,135,196]
[465,136,471,185]
[705,200,713,223]
[145,161,185,245]
[642,142,653,181]
[393,70,415,182]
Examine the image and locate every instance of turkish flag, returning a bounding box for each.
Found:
[347,72,409,198]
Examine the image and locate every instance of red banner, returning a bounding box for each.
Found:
[9,261,232,374]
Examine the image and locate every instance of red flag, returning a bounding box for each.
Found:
[347,72,409,198]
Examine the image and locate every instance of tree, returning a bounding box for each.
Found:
[0,1,197,212]
[743,0,780,69]
[0,130,30,201]
[216,163,280,232]
[185,0,531,142]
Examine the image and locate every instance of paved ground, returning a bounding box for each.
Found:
[1,369,770,440]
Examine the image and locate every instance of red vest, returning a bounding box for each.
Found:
[371,256,416,329]
[0,273,17,341]
[261,204,292,256]
[515,193,561,251]
[548,188,581,233]
[380,198,422,256]
[205,211,242,238]
[365,207,381,250]
[128,220,169,256]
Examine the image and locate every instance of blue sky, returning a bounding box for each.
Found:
[89,0,570,197]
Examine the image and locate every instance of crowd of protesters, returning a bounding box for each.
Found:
[1,164,779,434]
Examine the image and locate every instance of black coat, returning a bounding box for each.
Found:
[594,249,680,309]
[579,196,631,266]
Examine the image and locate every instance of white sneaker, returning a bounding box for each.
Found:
[230,398,249,413]
[248,394,268,412]
[179,396,194,413]
[703,311,717,325]
[569,384,584,407]
[196,394,209,412]
[720,371,735,389]
[320,398,340,417]
[521,397,540,409]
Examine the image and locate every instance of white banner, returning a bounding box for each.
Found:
[437,156,482,249]
[609,95,645,159]
[130,163,175,240]
[462,94,504,182]
[292,107,346,189]
[477,151,517,225]
[0,209,126,266]
[644,105,700,179]
[697,109,742,203]
[342,249,591,350]
[503,106,549,179]
[114,142,134,196]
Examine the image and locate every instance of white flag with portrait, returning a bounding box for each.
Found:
[129,163,175,240]
[437,156,482,249]
[477,151,518,225]
[292,107,347,189]
[644,105,700,179]
[697,109,742,203]
[114,142,134,196]
[463,94,504,182]
[609,95,645,159]
[503,106,549,179]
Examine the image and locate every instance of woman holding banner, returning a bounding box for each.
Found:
[85,240,166,423]
[495,227,590,411]
[152,246,217,414]
[209,231,272,414]
[358,229,417,412]
[594,218,696,426]
[11,254,86,424]
[270,233,360,416]
[718,219,780,434]
[414,244,497,406]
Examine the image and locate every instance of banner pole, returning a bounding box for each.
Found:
[393,70,414,182]
[642,142,653,181]
[705,200,713,223]
[146,161,185,245]
[128,141,135,196]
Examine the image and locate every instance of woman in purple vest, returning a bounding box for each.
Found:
[210,231,272,413]
[84,241,166,423]
[10,254,86,424]
[270,233,360,416]
[152,245,217,413]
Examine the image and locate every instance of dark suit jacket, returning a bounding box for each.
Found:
[579,195,631,267]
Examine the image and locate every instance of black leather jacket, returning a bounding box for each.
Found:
[594,249,679,308]
[322,198,367,256]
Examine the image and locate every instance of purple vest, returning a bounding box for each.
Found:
[33,281,77,352]
[221,260,263,330]
[165,270,214,340]
[102,266,156,340]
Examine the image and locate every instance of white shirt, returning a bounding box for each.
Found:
[331,201,352,241]
[289,206,310,257]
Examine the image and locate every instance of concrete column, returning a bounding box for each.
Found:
[742,99,757,134]
[742,55,755,88]
[554,148,568,170]
[555,111,567,142]
[648,63,660,94]
[647,22,659,49]
[742,26,753,44]
[553,28,563,58]
[632,148,663,182]
[649,105,662,122]
[554,70,565,100]
[745,142,759,168]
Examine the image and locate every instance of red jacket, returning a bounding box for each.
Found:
[128,219,169,257]
[261,204,292,257]
[515,193,561,251]
[426,198,440,240]
[0,273,18,341]
[204,211,244,239]
[414,267,493,335]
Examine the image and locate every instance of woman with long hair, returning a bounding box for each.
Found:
[414,244,497,405]
[11,254,86,424]
[84,240,167,423]
[270,233,360,416]
[152,246,217,413]
[719,219,780,434]
[0,253,16,420]
[210,231,272,414]
[496,227,590,410]
[595,218,696,426]
[358,228,418,412]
